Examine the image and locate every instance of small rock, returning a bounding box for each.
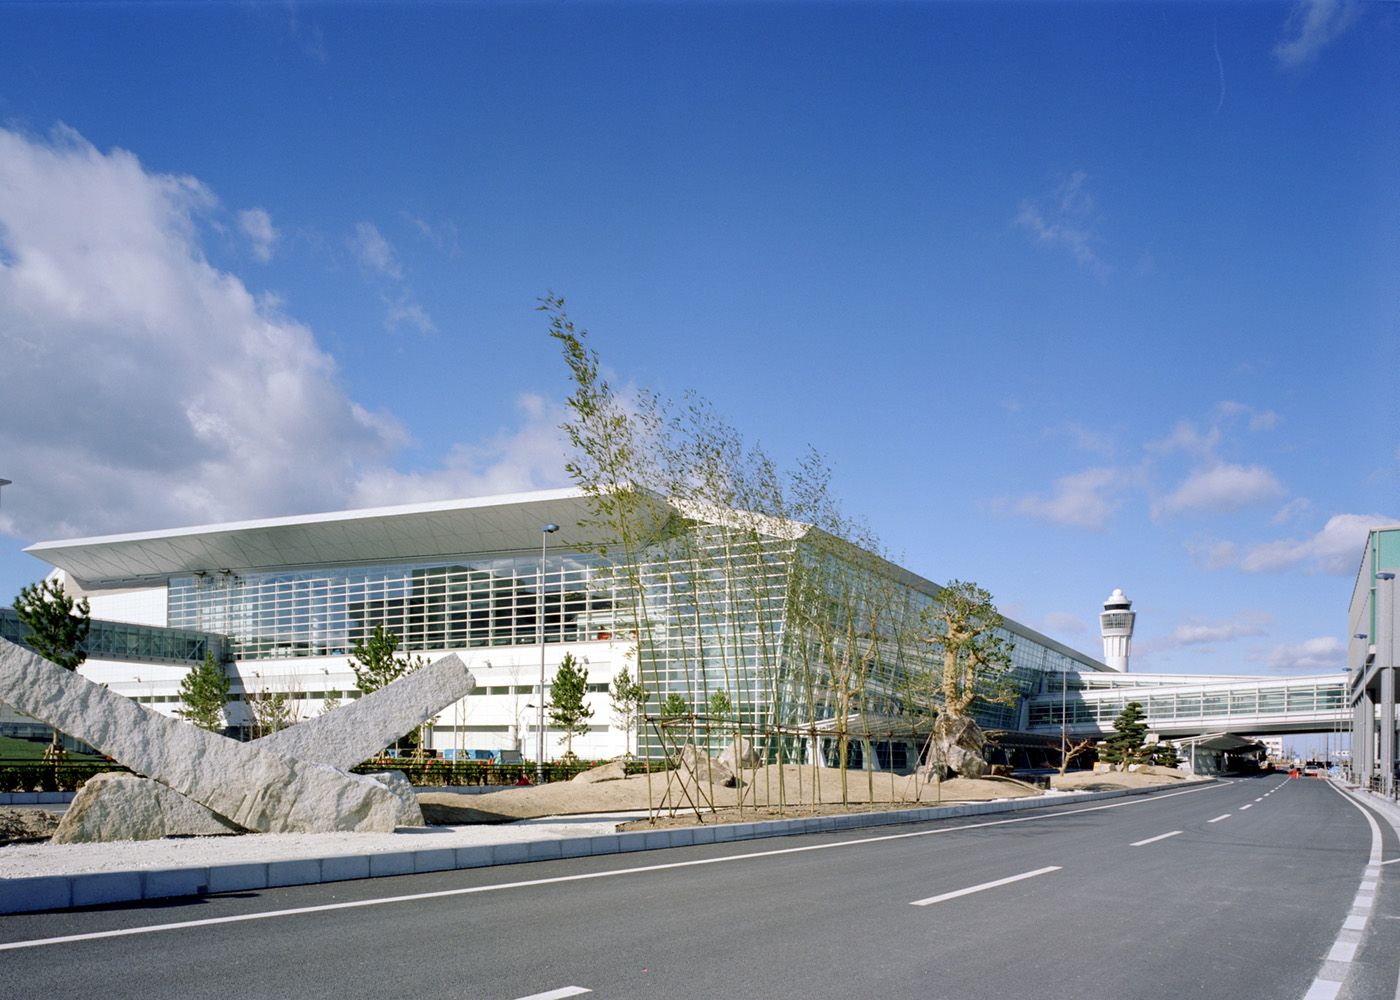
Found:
[717,736,760,771]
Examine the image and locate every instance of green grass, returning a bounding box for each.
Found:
[0,735,105,762]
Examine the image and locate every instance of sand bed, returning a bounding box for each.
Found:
[419,764,1042,825]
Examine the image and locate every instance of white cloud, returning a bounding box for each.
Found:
[237,207,278,262]
[1045,421,1115,457]
[385,295,436,334]
[1271,497,1313,525]
[1274,0,1361,70]
[1012,467,1121,530]
[1043,611,1089,636]
[1146,419,1221,460]
[1235,513,1393,574]
[350,221,402,279]
[0,123,551,548]
[1264,636,1345,673]
[1014,171,1109,278]
[1153,462,1286,518]
[1160,615,1270,648]
[350,394,569,507]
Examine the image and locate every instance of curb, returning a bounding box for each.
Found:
[0,792,76,807]
[0,781,1195,915]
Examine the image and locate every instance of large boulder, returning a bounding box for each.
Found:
[52,772,244,844]
[925,714,990,780]
[572,759,628,784]
[717,736,760,771]
[676,743,741,788]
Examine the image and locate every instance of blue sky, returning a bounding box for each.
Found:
[0,1,1394,680]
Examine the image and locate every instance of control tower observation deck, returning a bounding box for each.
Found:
[1099,588,1135,672]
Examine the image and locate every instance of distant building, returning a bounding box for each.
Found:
[1099,588,1135,672]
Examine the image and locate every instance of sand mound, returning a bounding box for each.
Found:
[1050,766,1197,793]
[419,764,1042,825]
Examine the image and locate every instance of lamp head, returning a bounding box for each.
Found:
[542,523,560,534]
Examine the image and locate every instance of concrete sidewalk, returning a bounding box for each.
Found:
[1,783,1192,915]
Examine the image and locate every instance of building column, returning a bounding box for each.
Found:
[1356,690,1374,788]
[1382,669,1396,796]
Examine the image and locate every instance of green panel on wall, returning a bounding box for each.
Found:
[1377,529,1400,571]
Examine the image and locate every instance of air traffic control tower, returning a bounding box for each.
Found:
[1100,588,1135,672]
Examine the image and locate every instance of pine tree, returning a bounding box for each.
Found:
[14,579,90,671]
[1101,701,1149,769]
[661,693,688,719]
[350,624,424,750]
[177,652,230,732]
[549,652,593,758]
[707,688,733,747]
[14,578,91,752]
[1151,739,1182,768]
[609,667,646,758]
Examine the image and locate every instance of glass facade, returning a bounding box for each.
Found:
[158,515,1107,757]
[1026,676,1346,729]
[0,606,226,666]
[168,555,617,660]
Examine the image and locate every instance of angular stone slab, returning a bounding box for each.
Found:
[52,770,424,844]
[260,653,474,768]
[43,655,473,840]
[0,639,402,834]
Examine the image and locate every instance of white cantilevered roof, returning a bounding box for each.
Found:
[26,488,673,586]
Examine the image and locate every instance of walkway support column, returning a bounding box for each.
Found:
[1380,573,1397,796]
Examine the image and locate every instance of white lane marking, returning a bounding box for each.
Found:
[1301,783,1387,1000]
[910,866,1061,907]
[0,780,1230,953]
[1240,804,1253,810]
[1302,980,1342,1000]
[1362,880,1379,892]
[1381,857,1400,866]
[1208,814,1231,823]
[1131,830,1183,847]
[1255,797,1265,802]
[1327,941,1358,963]
[512,989,591,1000]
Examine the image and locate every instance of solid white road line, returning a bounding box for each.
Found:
[910,866,1061,907]
[1380,857,1400,866]
[1130,830,1183,847]
[1299,783,1388,1000]
[0,780,1230,953]
[512,988,591,1000]
[1208,814,1231,823]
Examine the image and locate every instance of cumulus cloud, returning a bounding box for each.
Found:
[1264,636,1346,673]
[1152,462,1286,518]
[1274,0,1361,69]
[237,207,278,262]
[1012,467,1121,530]
[1159,615,1270,649]
[0,124,553,548]
[350,394,569,507]
[1233,513,1394,574]
[1014,171,1109,278]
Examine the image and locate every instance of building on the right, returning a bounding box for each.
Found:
[1346,525,1400,792]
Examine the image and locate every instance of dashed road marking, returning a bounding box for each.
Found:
[910,866,1061,907]
[1208,814,1231,823]
[512,989,591,1000]
[1130,830,1183,847]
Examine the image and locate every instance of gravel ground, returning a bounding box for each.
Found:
[0,811,647,879]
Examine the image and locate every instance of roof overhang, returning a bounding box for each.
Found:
[25,488,676,586]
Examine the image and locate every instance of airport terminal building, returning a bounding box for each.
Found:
[12,488,1112,763]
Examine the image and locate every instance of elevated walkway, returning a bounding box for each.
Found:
[1024,671,1346,738]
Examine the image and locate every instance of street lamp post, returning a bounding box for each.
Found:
[536,523,560,784]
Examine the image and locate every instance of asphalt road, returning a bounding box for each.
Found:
[2,775,1395,1000]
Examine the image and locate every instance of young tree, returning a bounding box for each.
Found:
[549,652,594,758]
[14,579,91,752]
[1100,701,1149,769]
[609,667,647,758]
[661,693,688,719]
[707,687,733,748]
[177,652,230,732]
[349,623,416,694]
[1057,736,1097,775]
[246,686,293,739]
